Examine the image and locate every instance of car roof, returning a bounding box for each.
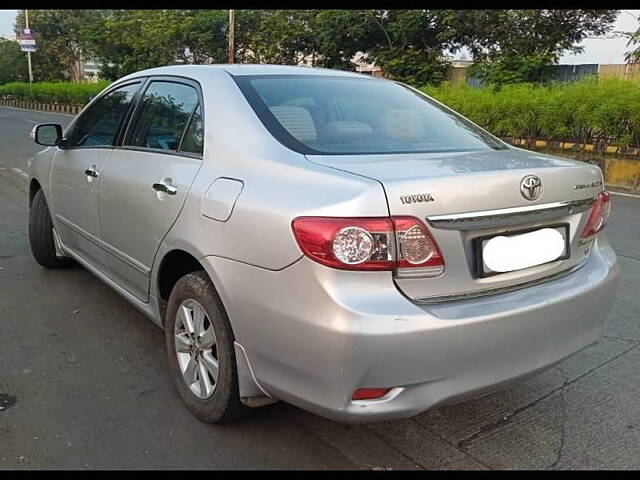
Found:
[117,64,375,83]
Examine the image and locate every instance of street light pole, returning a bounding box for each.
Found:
[228,9,235,64]
[25,10,33,84]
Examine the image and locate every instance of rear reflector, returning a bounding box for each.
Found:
[352,388,391,401]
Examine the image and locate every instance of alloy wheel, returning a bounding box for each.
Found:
[174,298,219,399]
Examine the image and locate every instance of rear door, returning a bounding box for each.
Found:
[98,77,204,302]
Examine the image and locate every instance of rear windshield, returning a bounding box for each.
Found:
[234,74,506,155]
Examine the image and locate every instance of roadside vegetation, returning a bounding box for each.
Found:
[423,78,640,152]
[0,81,109,105]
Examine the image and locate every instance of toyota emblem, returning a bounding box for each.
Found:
[520,175,543,201]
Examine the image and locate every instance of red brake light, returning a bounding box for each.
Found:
[580,191,612,239]
[291,216,444,276]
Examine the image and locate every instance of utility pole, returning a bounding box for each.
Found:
[228,9,235,64]
[25,10,33,84]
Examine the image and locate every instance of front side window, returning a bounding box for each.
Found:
[67,82,141,148]
[235,75,507,155]
[126,81,199,152]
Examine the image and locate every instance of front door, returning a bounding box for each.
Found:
[98,79,204,301]
[51,81,142,269]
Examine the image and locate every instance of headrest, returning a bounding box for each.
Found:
[269,106,317,143]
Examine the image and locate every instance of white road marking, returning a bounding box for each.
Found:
[0,113,38,123]
[610,191,640,199]
[18,118,39,124]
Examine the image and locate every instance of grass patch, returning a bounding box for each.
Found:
[0,81,110,105]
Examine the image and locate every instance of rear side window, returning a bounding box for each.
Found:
[180,104,203,155]
[67,82,140,148]
[126,81,199,152]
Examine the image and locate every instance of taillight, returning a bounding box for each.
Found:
[393,217,445,278]
[291,217,394,270]
[580,191,612,239]
[291,216,444,277]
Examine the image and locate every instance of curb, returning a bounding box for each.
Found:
[509,138,639,157]
[0,105,75,118]
[511,140,640,194]
[0,100,82,115]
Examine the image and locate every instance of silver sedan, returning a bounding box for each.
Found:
[27,65,619,423]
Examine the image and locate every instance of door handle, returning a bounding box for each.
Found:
[152,182,178,196]
[84,167,99,178]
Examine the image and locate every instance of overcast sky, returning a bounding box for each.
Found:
[0,9,16,38]
[1,9,639,65]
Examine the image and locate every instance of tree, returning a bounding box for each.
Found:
[627,31,640,63]
[81,10,231,80]
[307,10,455,84]
[177,10,228,64]
[624,12,640,63]
[88,10,453,84]
[10,9,621,87]
[80,10,191,80]
[311,10,370,69]
[308,10,619,85]
[0,39,28,84]
[14,10,95,82]
[452,10,619,84]
[232,10,306,64]
[355,10,457,85]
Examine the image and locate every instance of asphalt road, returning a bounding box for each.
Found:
[1,106,639,469]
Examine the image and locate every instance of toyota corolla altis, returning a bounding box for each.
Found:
[28,65,619,423]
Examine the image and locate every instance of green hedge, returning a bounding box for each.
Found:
[0,81,110,105]
[421,78,640,151]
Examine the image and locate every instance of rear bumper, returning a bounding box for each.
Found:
[204,237,619,423]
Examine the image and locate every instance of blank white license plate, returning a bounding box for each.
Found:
[475,224,570,278]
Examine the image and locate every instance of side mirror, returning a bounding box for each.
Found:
[31,124,63,147]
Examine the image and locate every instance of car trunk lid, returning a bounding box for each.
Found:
[306,148,604,302]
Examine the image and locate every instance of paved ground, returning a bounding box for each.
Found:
[1,106,639,469]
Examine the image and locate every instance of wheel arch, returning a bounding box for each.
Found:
[29,178,42,207]
[156,248,206,320]
[155,247,271,403]
[154,247,234,332]
[29,177,56,222]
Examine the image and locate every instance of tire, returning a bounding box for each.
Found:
[28,189,72,269]
[165,270,250,423]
